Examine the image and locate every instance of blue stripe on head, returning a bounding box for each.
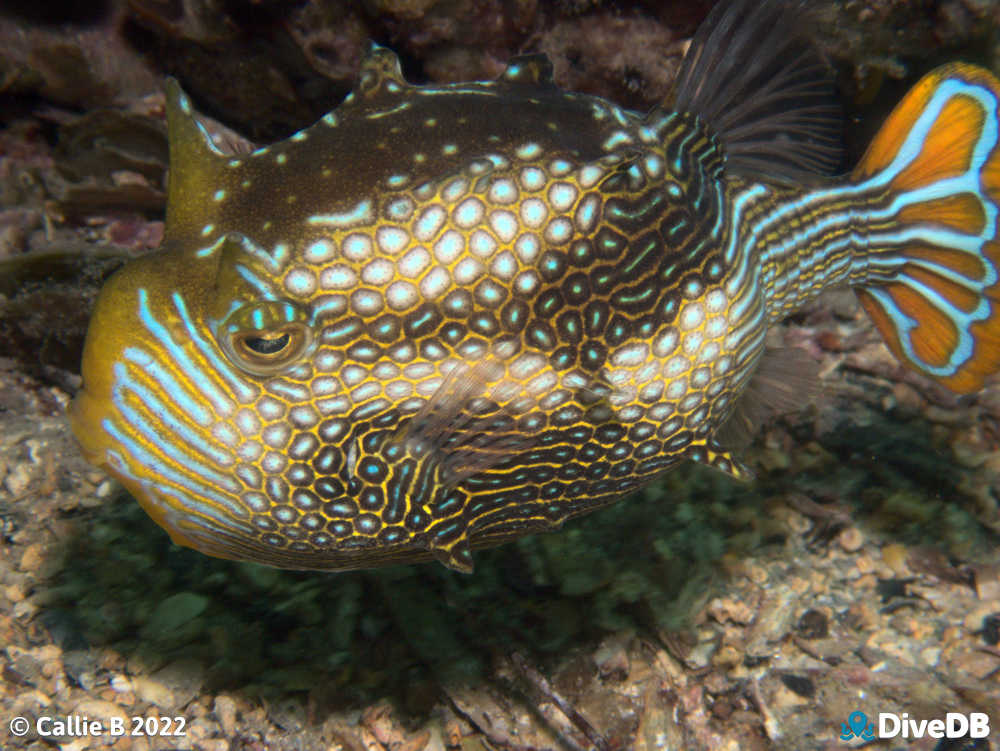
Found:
[112,361,234,468]
[101,416,248,519]
[122,347,213,427]
[105,449,253,533]
[171,293,259,404]
[137,288,236,417]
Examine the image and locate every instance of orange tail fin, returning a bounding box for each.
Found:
[853,63,1000,394]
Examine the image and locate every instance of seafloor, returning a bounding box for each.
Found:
[1,1,999,750]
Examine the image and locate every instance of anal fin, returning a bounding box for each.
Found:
[715,346,820,450]
[429,536,474,574]
[690,442,755,482]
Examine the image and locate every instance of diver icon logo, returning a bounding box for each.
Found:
[840,711,876,741]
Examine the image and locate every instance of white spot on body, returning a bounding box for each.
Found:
[666,377,688,400]
[386,197,415,221]
[262,452,287,474]
[699,341,721,363]
[644,154,664,177]
[488,178,519,205]
[549,159,572,177]
[235,408,261,436]
[454,197,485,229]
[653,328,679,357]
[398,246,431,278]
[420,266,451,300]
[304,239,335,263]
[649,403,673,421]
[516,142,542,160]
[314,350,344,372]
[520,198,548,229]
[312,294,347,319]
[284,267,317,296]
[386,280,419,310]
[665,354,689,378]
[491,251,518,281]
[405,362,435,380]
[680,394,701,412]
[574,195,600,233]
[341,364,368,387]
[385,380,412,399]
[311,376,340,396]
[514,270,540,296]
[519,167,546,192]
[527,370,557,396]
[680,303,705,331]
[290,405,319,429]
[640,380,664,401]
[351,289,384,316]
[320,264,358,290]
[578,165,605,188]
[416,377,444,397]
[545,218,573,245]
[510,353,545,380]
[683,332,703,356]
[705,289,726,313]
[376,226,409,255]
[539,389,571,410]
[211,422,239,448]
[514,233,540,264]
[414,206,446,241]
[442,177,468,202]
[351,382,381,403]
[262,424,291,450]
[238,440,263,462]
[454,257,485,285]
[548,182,577,212]
[342,233,373,262]
[489,210,519,243]
[469,229,498,259]
[458,339,487,359]
[611,342,648,368]
[361,258,394,286]
[389,341,416,363]
[434,230,465,264]
[705,317,726,338]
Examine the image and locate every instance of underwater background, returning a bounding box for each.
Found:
[1,1,999,749]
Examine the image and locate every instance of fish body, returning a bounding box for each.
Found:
[70,2,1000,572]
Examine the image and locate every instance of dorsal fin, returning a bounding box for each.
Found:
[355,43,409,98]
[670,0,843,181]
[164,78,229,243]
[501,54,556,86]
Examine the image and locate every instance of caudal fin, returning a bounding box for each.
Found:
[853,63,1000,394]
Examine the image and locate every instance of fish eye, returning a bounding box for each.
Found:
[243,331,291,355]
[218,301,314,375]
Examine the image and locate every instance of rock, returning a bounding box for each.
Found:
[148,658,205,708]
[131,675,175,708]
[213,695,238,736]
[837,526,864,553]
[72,697,129,725]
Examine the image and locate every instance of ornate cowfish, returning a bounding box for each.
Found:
[70,0,1000,572]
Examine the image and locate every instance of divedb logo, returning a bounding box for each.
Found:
[841,710,991,741]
